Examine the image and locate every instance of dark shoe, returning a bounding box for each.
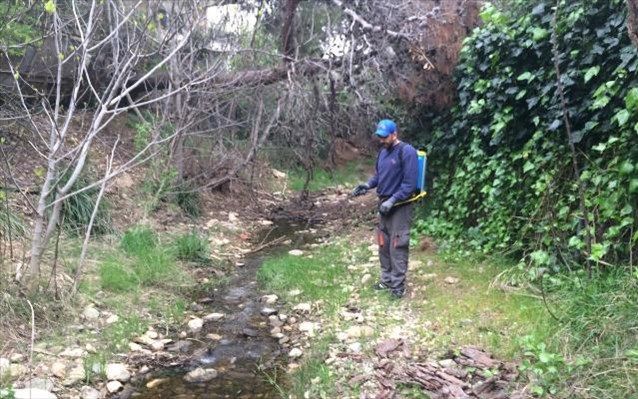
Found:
[390,288,405,299]
[372,281,389,291]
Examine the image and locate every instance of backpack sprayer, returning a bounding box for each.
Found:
[393,148,427,207]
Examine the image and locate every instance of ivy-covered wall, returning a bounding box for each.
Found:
[419,0,638,268]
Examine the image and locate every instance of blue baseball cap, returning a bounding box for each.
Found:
[375,119,397,137]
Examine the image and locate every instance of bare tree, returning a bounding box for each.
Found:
[2,0,216,288]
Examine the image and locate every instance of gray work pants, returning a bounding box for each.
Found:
[377,203,414,292]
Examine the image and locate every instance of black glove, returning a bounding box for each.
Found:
[352,183,369,197]
[379,198,396,215]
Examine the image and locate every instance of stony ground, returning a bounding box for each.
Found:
[1,169,526,399]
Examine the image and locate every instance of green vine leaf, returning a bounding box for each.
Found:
[584,66,600,83]
[614,109,630,126]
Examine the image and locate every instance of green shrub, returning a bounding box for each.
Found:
[173,231,208,262]
[121,225,157,256]
[419,0,638,267]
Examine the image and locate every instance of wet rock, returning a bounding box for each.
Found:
[80,386,101,399]
[184,367,218,383]
[444,276,460,284]
[146,378,168,389]
[288,348,303,359]
[288,249,304,256]
[106,363,130,382]
[260,307,277,316]
[260,294,278,304]
[106,380,123,393]
[82,305,100,321]
[12,389,57,399]
[167,340,192,353]
[188,318,204,333]
[206,333,222,341]
[203,313,225,322]
[241,328,259,337]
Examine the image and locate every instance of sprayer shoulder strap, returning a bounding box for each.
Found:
[375,142,407,172]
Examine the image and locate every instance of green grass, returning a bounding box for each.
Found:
[173,231,209,262]
[121,225,157,256]
[286,335,336,399]
[99,258,139,292]
[257,245,352,316]
[546,268,638,398]
[288,160,372,192]
[409,253,553,359]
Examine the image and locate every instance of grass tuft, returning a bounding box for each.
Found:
[173,231,209,262]
[99,258,139,292]
[121,225,157,256]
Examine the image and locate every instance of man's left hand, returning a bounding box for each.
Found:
[379,198,396,215]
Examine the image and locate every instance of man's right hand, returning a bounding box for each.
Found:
[352,183,369,197]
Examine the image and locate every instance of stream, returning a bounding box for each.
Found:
[123,216,324,398]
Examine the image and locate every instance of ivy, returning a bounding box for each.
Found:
[418,0,638,269]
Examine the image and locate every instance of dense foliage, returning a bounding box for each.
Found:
[418,0,638,270]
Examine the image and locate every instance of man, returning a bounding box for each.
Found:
[352,119,418,299]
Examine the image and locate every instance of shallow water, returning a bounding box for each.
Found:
[127,218,320,398]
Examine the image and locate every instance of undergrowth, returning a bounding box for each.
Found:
[288,160,371,192]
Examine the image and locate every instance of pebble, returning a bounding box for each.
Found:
[288,348,303,358]
[184,367,218,383]
[288,249,304,256]
[106,381,123,393]
[260,307,277,316]
[203,313,225,322]
[106,363,130,382]
[188,318,204,333]
[80,386,100,399]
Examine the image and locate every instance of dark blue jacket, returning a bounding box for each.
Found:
[367,142,418,202]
